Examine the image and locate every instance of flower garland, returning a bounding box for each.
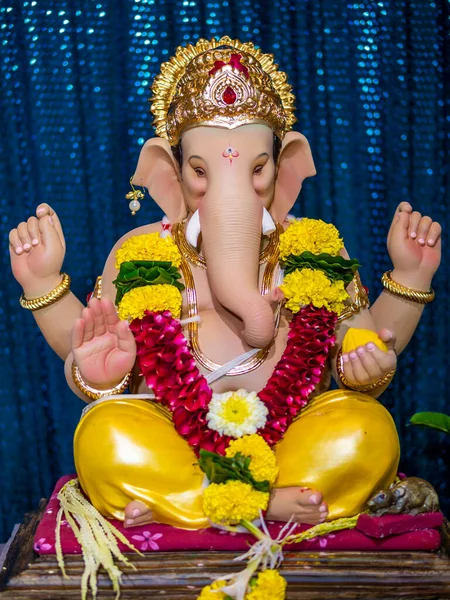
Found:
[112,218,360,599]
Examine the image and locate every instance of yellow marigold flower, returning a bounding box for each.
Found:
[203,481,269,525]
[279,218,344,260]
[246,570,287,600]
[280,268,348,314]
[225,434,278,485]
[197,579,227,599]
[115,233,182,269]
[117,284,182,320]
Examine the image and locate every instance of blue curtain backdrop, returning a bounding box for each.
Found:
[0,0,448,542]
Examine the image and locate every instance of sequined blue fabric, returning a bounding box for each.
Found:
[0,1,448,541]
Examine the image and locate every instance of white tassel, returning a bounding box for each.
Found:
[56,478,142,600]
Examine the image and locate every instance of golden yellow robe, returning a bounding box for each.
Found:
[74,389,400,528]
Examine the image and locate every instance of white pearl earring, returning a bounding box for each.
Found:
[125,177,145,215]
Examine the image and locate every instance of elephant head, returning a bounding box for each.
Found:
[132,123,315,348]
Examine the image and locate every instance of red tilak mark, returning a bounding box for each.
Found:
[222,145,239,165]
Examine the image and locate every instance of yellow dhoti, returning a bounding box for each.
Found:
[74,390,400,529]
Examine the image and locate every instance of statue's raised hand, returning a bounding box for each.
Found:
[72,297,136,388]
[387,202,442,288]
[9,203,66,297]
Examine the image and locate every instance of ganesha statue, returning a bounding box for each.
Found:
[9,36,442,596]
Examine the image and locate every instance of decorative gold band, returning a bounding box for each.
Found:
[336,350,396,393]
[381,271,435,304]
[71,362,132,401]
[19,273,71,311]
[337,272,370,323]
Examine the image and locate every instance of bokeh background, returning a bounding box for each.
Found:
[0,0,449,542]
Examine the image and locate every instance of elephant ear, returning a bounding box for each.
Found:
[132,137,187,223]
[271,131,316,224]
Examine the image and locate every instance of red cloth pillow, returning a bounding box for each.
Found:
[34,476,442,555]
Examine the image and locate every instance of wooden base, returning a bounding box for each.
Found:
[1,500,450,599]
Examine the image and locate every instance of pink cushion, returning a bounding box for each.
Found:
[34,476,442,555]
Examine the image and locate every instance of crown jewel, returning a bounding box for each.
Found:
[150,37,296,146]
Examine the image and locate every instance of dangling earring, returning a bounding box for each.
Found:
[125,177,145,215]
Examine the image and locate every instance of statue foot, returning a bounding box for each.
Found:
[266,487,328,525]
[123,500,153,528]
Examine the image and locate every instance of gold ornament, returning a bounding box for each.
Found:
[336,349,396,393]
[337,272,370,322]
[150,36,296,145]
[71,362,131,401]
[125,177,145,215]
[381,270,435,304]
[20,273,71,311]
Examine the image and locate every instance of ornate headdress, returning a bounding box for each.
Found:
[150,36,296,146]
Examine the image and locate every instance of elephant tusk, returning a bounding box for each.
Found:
[262,207,276,234]
[185,209,201,247]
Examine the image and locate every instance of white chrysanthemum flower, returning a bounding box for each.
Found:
[206,389,268,438]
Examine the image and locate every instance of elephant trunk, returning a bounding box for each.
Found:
[199,183,275,348]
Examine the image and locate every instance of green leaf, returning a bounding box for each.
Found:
[283,252,361,284]
[198,449,270,493]
[410,412,450,434]
[113,260,184,305]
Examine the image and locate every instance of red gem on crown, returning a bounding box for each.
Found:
[222,86,237,105]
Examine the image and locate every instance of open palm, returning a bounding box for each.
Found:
[72,297,136,387]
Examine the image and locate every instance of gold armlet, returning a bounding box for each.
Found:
[338,272,370,323]
[20,273,71,311]
[71,362,131,401]
[336,350,396,393]
[381,271,435,304]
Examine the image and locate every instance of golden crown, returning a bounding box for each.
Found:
[150,36,296,146]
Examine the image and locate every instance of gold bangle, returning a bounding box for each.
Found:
[381,270,435,304]
[336,349,396,393]
[20,273,71,311]
[71,362,131,401]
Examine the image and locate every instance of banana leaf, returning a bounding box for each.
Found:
[410,411,450,434]
[198,449,270,493]
[113,260,184,305]
[283,252,361,284]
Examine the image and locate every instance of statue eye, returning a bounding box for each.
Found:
[194,168,206,178]
[253,165,264,175]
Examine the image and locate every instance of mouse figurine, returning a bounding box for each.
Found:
[367,477,440,516]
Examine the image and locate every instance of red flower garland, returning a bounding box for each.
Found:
[130,312,231,455]
[131,304,337,454]
[258,305,337,446]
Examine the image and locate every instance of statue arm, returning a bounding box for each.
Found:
[369,202,441,355]
[369,269,429,355]
[64,222,162,400]
[9,203,84,360]
[330,248,397,398]
[31,289,84,360]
